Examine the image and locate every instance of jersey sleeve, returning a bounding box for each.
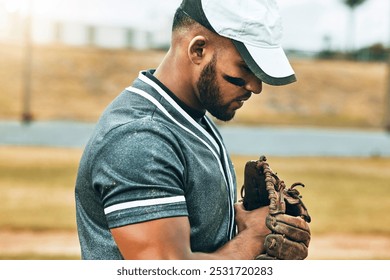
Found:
[90,119,189,229]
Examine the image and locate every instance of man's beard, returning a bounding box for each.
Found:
[196,55,236,121]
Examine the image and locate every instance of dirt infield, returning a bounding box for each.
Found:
[1,230,389,260]
[0,230,80,259]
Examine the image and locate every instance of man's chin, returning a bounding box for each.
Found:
[209,110,236,122]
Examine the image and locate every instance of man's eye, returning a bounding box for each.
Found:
[223,75,246,87]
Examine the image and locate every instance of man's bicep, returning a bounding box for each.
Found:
[110,216,192,260]
[94,122,188,227]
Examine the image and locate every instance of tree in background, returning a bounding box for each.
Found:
[342,0,367,53]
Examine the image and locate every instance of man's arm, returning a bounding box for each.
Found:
[111,204,270,260]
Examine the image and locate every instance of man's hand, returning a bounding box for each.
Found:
[234,203,270,234]
[233,203,271,256]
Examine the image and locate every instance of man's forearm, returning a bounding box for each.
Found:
[186,228,265,260]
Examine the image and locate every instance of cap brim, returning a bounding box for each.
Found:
[232,40,296,86]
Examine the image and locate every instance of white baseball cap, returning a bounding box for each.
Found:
[180,0,296,86]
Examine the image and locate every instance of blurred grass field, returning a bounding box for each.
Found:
[1,146,390,259]
[0,43,388,128]
[0,147,80,231]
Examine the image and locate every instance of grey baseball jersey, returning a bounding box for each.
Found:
[75,70,237,259]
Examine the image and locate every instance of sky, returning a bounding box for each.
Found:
[0,0,389,52]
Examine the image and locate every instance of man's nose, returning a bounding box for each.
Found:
[244,76,262,94]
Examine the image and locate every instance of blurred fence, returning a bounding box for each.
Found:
[0,8,171,50]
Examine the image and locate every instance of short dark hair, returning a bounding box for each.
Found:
[172,7,197,31]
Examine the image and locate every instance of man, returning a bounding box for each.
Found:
[75,0,296,259]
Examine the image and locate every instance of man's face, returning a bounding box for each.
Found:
[196,50,262,122]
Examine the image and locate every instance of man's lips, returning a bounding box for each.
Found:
[233,93,252,109]
[236,92,252,102]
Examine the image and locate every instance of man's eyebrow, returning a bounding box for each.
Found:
[238,61,251,72]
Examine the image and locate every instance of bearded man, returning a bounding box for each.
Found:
[75,0,296,259]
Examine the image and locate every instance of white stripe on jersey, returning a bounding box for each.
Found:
[104,196,186,215]
[127,85,229,188]
[204,117,236,239]
[136,72,221,155]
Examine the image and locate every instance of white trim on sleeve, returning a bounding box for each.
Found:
[104,195,186,215]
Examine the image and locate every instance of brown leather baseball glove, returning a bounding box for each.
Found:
[240,155,311,260]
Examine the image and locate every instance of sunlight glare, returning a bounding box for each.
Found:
[3,0,30,14]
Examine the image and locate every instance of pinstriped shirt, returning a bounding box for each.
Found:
[75,70,237,259]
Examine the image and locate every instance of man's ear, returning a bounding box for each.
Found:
[188,36,208,65]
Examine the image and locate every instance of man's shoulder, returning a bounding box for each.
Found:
[94,116,177,149]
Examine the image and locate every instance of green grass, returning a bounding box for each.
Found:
[1,147,390,236]
[0,147,81,230]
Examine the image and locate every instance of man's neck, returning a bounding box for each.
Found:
[153,49,204,113]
